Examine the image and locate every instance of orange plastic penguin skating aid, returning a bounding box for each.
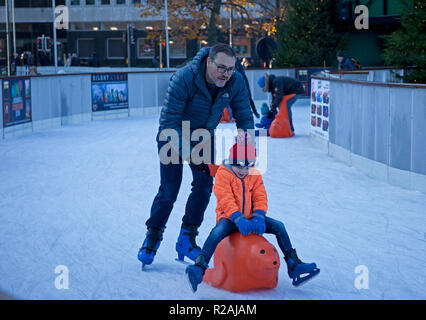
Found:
[269,94,296,138]
[203,233,280,292]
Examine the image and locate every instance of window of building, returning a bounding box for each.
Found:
[71,0,80,5]
[232,37,251,57]
[101,22,127,31]
[116,0,126,4]
[0,38,6,59]
[86,0,95,5]
[14,0,62,7]
[101,0,110,4]
[169,40,186,59]
[77,38,95,58]
[107,38,125,59]
[137,38,155,59]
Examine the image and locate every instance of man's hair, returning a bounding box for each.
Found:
[208,43,236,61]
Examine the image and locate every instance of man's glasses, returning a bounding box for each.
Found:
[211,60,235,75]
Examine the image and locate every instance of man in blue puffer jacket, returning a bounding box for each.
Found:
[138,43,255,269]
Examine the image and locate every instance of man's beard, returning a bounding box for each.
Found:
[207,68,228,87]
[214,75,229,87]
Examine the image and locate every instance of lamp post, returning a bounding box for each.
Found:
[164,0,170,69]
[127,22,131,68]
[11,0,15,55]
[52,0,58,72]
[229,8,233,47]
[5,0,11,76]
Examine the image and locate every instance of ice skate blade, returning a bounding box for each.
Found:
[185,269,197,293]
[176,258,192,266]
[292,268,320,287]
[141,263,153,271]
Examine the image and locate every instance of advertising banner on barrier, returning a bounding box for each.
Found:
[310,78,330,140]
[2,78,32,127]
[91,73,128,112]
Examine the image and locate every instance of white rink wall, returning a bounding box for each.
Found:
[311,76,426,194]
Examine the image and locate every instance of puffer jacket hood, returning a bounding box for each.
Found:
[267,74,276,93]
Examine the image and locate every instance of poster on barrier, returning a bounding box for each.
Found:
[310,78,330,140]
[2,78,32,127]
[91,73,128,112]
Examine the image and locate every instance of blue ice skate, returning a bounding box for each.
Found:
[185,265,204,293]
[176,225,201,263]
[185,255,208,293]
[138,227,163,269]
[285,248,320,287]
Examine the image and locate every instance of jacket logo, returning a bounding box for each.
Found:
[222,93,230,98]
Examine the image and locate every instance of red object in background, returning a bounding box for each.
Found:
[203,233,280,292]
[220,107,231,123]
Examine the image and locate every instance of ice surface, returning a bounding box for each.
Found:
[1,99,425,300]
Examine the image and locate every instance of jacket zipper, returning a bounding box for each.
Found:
[240,178,245,217]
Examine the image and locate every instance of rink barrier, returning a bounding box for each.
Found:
[0,69,291,139]
[311,76,426,194]
[0,68,403,139]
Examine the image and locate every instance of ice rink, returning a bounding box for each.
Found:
[1,99,425,300]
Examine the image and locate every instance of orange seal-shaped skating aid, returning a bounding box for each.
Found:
[203,233,280,292]
[269,94,296,138]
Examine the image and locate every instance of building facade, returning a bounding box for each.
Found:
[0,0,409,69]
[334,0,407,66]
[0,0,260,69]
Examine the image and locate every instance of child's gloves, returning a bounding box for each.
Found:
[251,210,266,235]
[230,212,252,236]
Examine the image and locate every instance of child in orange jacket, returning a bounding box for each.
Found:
[185,133,320,292]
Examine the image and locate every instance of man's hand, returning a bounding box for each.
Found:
[189,162,210,175]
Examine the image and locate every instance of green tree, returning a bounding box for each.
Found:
[382,0,426,83]
[273,0,341,67]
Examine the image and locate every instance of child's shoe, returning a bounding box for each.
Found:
[185,255,208,293]
[284,248,320,286]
